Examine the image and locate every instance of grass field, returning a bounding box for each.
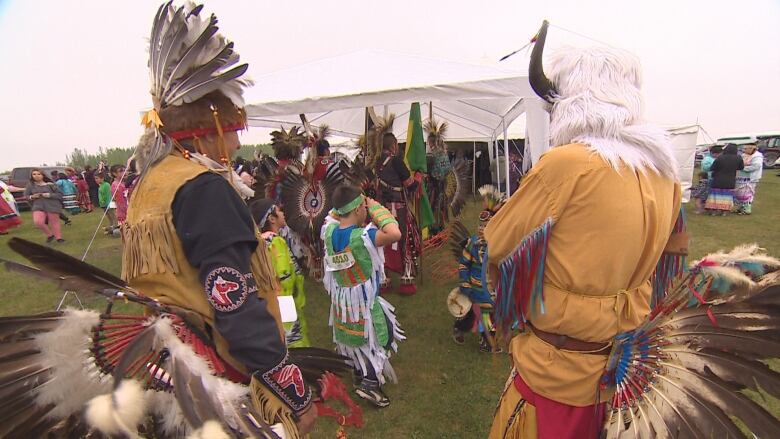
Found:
[0,173,778,438]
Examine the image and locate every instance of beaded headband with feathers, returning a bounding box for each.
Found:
[136,1,252,172]
[478,184,505,222]
[478,185,505,211]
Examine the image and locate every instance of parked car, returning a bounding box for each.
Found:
[756,134,780,168]
[8,166,68,210]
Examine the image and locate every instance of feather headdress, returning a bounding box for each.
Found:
[314,125,331,147]
[424,118,448,150]
[136,1,252,172]
[375,114,395,138]
[477,184,505,229]
[478,185,505,212]
[270,126,305,161]
[364,114,395,169]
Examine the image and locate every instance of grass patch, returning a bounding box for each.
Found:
[0,174,778,437]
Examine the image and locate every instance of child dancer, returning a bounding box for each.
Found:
[110,165,128,226]
[321,185,405,407]
[95,173,117,234]
[450,185,504,353]
[691,171,710,214]
[250,198,310,348]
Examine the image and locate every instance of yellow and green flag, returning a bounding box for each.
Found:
[404,102,435,232]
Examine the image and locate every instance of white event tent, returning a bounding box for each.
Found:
[666,124,700,203]
[243,49,550,192]
[244,50,696,199]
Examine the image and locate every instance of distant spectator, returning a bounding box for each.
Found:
[110,164,128,225]
[97,160,107,176]
[475,149,491,189]
[96,173,118,234]
[56,173,80,214]
[0,180,21,235]
[124,159,138,196]
[65,167,77,182]
[691,171,710,214]
[700,144,722,180]
[84,165,99,208]
[46,171,72,225]
[509,152,523,194]
[24,168,65,243]
[705,144,744,216]
[76,174,93,213]
[734,143,763,215]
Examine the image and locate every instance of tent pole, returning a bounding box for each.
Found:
[472,141,477,194]
[503,117,510,194]
[494,136,501,189]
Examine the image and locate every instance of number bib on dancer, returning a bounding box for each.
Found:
[325,250,356,272]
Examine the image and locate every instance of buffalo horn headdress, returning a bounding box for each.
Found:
[529,20,557,103]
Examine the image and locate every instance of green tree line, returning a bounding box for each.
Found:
[60,144,272,169]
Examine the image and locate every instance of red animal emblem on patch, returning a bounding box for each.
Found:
[273,364,306,397]
[210,275,239,307]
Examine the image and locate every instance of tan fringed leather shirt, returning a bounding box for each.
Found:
[122,154,284,374]
[485,143,681,406]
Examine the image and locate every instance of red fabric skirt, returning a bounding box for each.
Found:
[513,373,605,439]
[0,197,21,232]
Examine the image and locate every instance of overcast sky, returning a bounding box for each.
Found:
[0,0,778,171]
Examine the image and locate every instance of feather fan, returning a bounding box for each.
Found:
[601,245,780,438]
[446,160,471,217]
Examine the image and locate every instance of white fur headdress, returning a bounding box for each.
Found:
[529,22,679,180]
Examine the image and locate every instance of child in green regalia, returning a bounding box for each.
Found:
[321,184,406,408]
[250,198,310,348]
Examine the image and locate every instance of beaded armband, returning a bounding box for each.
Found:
[368,204,397,228]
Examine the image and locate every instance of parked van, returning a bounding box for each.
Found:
[756,133,780,168]
[716,132,779,168]
[8,166,68,210]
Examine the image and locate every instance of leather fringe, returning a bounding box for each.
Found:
[250,377,299,439]
[651,207,687,309]
[121,214,180,280]
[495,218,554,331]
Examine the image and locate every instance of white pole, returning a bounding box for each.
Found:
[503,117,510,194]
[493,135,500,187]
[472,141,477,194]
